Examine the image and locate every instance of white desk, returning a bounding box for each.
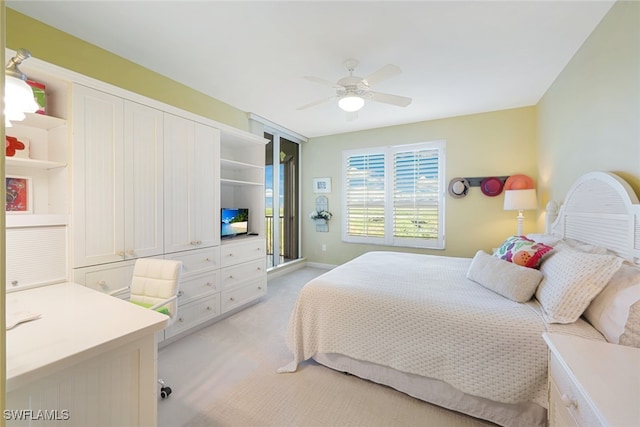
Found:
[6,282,168,426]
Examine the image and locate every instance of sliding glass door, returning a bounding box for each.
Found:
[265,133,300,268]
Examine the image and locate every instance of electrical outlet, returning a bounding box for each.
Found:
[322,244,327,251]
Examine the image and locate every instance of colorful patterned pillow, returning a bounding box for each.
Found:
[493,235,553,269]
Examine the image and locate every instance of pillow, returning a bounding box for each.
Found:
[467,250,543,303]
[493,235,553,269]
[584,264,640,347]
[535,246,624,324]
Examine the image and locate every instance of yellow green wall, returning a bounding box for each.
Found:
[5,8,250,132]
[537,0,640,213]
[303,107,538,265]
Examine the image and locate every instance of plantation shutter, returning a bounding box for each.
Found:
[392,146,441,245]
[344,151,386,240]
[342,140,445,249]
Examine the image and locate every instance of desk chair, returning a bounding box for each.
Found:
[110,258,182,398]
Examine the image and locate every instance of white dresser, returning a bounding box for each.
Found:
[543,332,640,427]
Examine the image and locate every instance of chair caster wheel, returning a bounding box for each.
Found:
[160,386,172,399]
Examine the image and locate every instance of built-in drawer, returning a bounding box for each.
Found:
[165,246,220,277]
[220,259,266,291]
[221,277,267,313]
[549,353,601,427]
[177,270,220,305]
[73,260,136,297]
[165,293,221,338]
[220,238,265,267]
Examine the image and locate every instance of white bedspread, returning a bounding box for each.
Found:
[279,251,604,408]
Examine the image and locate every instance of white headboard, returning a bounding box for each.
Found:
[545,171,640,265]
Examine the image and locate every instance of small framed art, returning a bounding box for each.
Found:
[6,176,32,213]
[313,177,332,194]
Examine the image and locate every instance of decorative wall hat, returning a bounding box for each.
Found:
[504,174,534,190]
[448,177,470,198]
[480,177,504,197]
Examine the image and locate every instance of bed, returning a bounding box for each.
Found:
[278,171,640,427]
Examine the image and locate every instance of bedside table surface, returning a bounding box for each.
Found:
[543,332,640,427]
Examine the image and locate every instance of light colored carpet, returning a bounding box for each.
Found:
[161,266,495,427]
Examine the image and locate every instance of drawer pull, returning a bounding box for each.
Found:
[196,240,202,245]
[206,282,213,287]
[205,257,211,262]
[258,286,263,290]
[11,280,18,286]
[127,249,134,256]
[117,250,125,257]
[177,291,184,297]
[206,306,211,311]
[190,241,197,246]
[257,267,262,271]
[560,393,577,409]
[229,297,235,301]
[178,317,184,323]
[228,253,234,257]
[228,275,234,279]
[98,280,107,288]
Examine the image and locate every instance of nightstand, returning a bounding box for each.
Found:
[543,332,640,427]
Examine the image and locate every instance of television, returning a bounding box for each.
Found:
[221,208,249,238]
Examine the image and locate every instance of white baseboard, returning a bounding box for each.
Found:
[304,262,337,270]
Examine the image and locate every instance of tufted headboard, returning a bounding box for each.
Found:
[545,171,640,265]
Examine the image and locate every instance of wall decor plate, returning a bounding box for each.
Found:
[504,174,534,190]
[448,177,470,198]
[480,177,504,197]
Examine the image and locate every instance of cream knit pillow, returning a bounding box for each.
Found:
[536,246,623,324]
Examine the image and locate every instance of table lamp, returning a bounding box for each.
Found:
[503,189,537,236]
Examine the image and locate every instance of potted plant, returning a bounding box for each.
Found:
[309,209,332,225]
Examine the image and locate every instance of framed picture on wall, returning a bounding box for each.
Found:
[6,176,32,213]
[313,177,331,194]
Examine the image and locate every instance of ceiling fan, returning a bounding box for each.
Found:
[298,59,412,118]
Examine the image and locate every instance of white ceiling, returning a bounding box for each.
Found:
[7,1,615,138]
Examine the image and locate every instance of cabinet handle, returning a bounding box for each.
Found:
[228,253,234,257]
[228,275,234,279]
[206,306,211,311]
[205,258,211,262]
[560,393,577,409]
[206,282,213,287]
[257,267,262,271]
[258,286,263,290]
[127,249,134,256]
[98,280,107,289]
[178,317,184,323]
[11,280,18,287]
[117,250,125,257]
[177,291,184,297]
[229,297,235,301]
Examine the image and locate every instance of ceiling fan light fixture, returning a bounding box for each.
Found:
[338,95,364,112]
[4,48,39,127]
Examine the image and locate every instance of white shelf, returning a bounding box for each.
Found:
[11,113,66,130]
[220,158,263,171]
[6,157,67,169]
[220,178,263,187]
[6,214,69,228]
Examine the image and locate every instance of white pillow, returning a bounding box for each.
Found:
[467,250,543,303]
[584,264,640,347]
[535,246,623,324]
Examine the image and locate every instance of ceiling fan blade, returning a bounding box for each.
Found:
[297,96,336,110]
[369,91,412,107]
[303,75,344,89]
[362,64,402,87]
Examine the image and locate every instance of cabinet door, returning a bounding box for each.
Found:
[193,123,220,248]
[164,115,220,252]
[163,113,196,253]
[124,101,164,259]
[72,84,125,267]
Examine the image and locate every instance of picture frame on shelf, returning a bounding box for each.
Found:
[313,177,332,194]
[6,176,32,214]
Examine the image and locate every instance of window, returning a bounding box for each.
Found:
[342,140,445,249]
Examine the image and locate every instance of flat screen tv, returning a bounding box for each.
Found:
[221,208,249,238]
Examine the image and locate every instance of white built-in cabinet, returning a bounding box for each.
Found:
[163,113,220,253]
[72,84,164,268]
[5,59,268,344]
[5,64,70,292]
